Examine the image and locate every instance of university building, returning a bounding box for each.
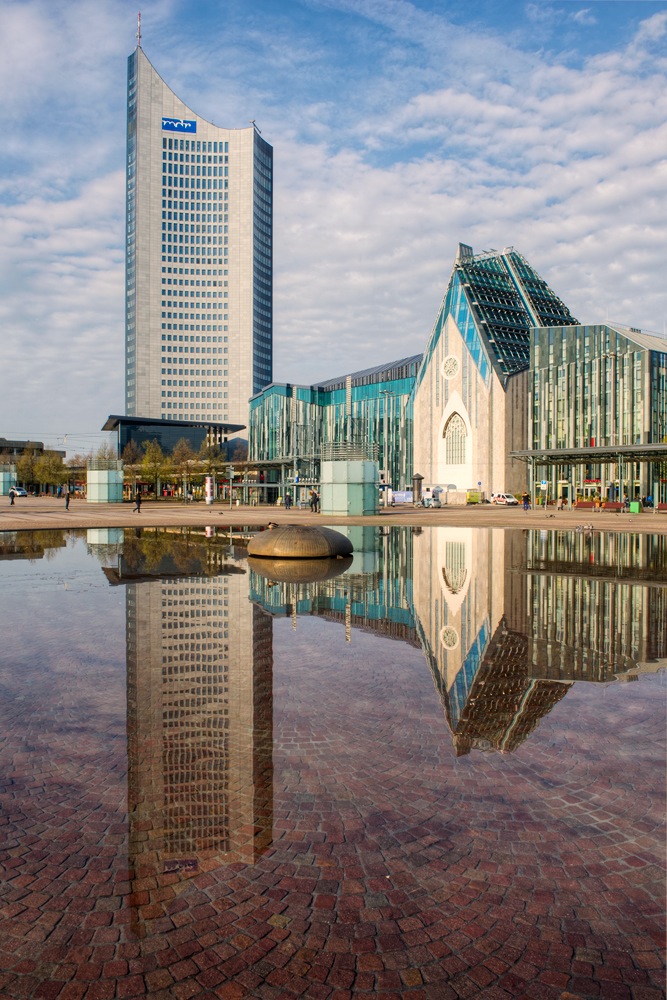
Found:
[409,244,579,502]
[125,46,272,439]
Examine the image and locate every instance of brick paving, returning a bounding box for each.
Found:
[1,546,665,998]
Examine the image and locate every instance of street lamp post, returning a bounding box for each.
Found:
[379,390,392,507]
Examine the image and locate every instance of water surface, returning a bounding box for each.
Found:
[0,526,664,998]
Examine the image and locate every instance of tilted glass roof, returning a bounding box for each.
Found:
[456,248,578,378]
[315,354,423,391]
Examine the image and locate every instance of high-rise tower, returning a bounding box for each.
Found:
[125,47,272,434]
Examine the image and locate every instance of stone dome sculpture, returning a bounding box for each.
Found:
[247,524,353,560]
[248,555,353,583]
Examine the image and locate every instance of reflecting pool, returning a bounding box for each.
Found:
[0,526,665,999]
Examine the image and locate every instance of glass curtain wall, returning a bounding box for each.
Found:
[249,362,420,491]
[531,324,667,501]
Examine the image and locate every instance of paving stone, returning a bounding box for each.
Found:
[1,554,664,998]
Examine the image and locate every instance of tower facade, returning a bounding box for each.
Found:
[125,47,272,434]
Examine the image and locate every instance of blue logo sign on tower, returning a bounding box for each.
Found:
[162,117,197,134]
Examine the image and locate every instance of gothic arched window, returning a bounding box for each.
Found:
[443,413,467,465]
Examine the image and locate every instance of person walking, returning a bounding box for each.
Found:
[9,488,15,506]
[133,489,142,513]
[285,493,292,511]
[65,491,70,510]
[521,491,530,511]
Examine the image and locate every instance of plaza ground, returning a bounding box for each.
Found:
[1,497,666,534]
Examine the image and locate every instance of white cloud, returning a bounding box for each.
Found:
[0,0,665,438]
[571,9,597,28]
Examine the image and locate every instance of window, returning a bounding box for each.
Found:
[443,413,467,465]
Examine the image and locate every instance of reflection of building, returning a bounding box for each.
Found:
[522,531,667,677]
[409,526,569,754]
[112,530,272,930]
[125,45,273,435]
[410,527,667,754]
[249,526,417,644]
[0,530,67,561]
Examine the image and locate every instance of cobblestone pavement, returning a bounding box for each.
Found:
[0,497,665,534]
[0,551,665,999]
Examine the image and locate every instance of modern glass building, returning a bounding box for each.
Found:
[125,46,272,438]
[526,323,667,502]
[102,415,245,459]
[410,245,579,499]
[248,356,422,495]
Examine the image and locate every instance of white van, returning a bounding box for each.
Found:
[491,492,519,506]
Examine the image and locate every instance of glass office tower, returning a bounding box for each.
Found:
[125,47,272,435]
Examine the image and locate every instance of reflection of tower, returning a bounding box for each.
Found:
[122,538,272,930]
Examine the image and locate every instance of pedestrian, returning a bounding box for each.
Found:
[133,489,142,513]
[309,490,316,513]
[9,488,15,506]
[521,491,530,511]
[314,490,320,513]
[65,491,70,510]
[285,493,292,510]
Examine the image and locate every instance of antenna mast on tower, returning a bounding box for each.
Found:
[137,11,142,47]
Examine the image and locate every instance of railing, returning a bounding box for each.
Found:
[320,443,379,461]
[87,460,123,472]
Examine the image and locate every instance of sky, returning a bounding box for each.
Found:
[1,0,666,454]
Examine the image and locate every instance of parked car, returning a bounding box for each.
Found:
[491,492,519,506]
[11,487,28,497]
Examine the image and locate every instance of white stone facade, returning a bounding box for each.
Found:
[412,314,529,503]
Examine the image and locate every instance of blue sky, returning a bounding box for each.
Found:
[0,0,666,452]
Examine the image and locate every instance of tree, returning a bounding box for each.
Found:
[16,448,38,489]
[199,440,223,475]
[95,441,118,462]
[172,438,197,499]
[122,440,143,493]
[232,440,248,462]
[141,439,167,497]
[67,452,92,472]
[34,452,67,491]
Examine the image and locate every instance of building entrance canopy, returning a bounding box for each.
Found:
[511,444,667,465]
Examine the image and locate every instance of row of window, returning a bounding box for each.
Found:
[162,376,226,385]
[163,391,228,398]
[162,334,227,343]
[163,139,229,153]
[164,197,226,209]
[162,324,228,332]
[162,402,228,410]
[163,313,227,321]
